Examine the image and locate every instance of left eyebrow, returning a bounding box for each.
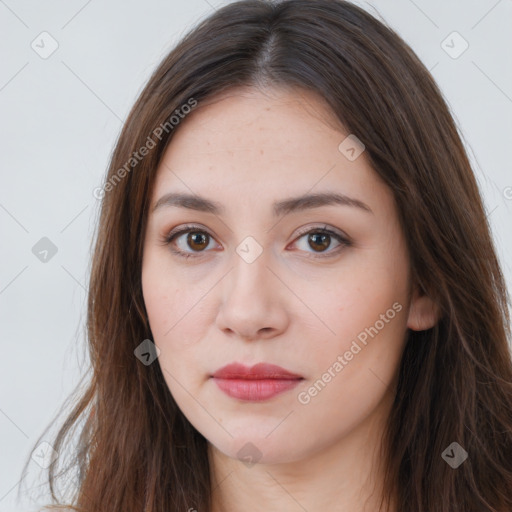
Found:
[151,191,373,216]
[273,191,373,216]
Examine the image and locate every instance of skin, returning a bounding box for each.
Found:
[141,85,440,512]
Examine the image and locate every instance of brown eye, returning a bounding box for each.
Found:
[163,225,218,259]
[292,226,350,258]
[187,231,209,251]
[163,224,350,261]
[307,233,332,252]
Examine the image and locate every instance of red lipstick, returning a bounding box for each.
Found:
[211,362,303,401]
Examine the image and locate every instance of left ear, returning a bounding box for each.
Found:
[407,285,441,331]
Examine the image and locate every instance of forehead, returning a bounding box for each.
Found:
[150,85,392,218]
[166,85,345,154]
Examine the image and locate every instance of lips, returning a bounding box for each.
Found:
[211,362,303,401]
[212,362,303,380]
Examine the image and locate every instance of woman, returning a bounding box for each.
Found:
[24,0,512,511]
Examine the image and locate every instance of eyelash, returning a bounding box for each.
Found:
[160,223,351,260]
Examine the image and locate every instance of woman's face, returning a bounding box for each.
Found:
[141,86,437,464]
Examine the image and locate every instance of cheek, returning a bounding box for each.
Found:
[141,255,214,380]
[141,267,203,407]
[141,275,174,341]
[323,268,406,345]
[347,246,408,332]
[294,302,407,440]
[299,257,408,400]
[142,251,191,339]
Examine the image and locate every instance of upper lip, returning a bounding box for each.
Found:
[212,362,303,380]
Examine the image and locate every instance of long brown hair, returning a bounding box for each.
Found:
[20,1,512,511]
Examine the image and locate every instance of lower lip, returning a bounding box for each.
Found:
[212,378,302,401]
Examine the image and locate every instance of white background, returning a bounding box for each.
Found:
[1,0,511,510]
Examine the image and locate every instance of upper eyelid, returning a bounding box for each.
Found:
[166,223,348,241]
[166,224,215,242]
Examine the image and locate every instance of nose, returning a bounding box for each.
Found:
[215,249,289,342]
